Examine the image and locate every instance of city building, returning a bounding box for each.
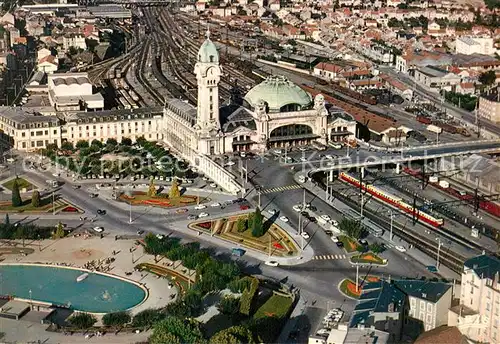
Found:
[414,326,469,344]
[62,34,87,52]
[414,65,461,91]
[478,93,500,123]
[455,37,494,56]
[448,255,500,343]
[37,55,58,74]
[0,107,62,150]
[393,280,453,332]
[47,72,104,111]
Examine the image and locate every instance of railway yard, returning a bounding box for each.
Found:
[80,6,500,276]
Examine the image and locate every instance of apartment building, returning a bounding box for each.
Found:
[0,107,62,151]
[448,255,500,343]
[478,93,500,123]
[414,65,461,91]
[62,34,87,52]
[394,280,453,332]
[455,37,494,56]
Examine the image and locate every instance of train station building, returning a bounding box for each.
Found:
[162,31,357,156]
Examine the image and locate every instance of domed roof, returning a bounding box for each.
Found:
[197,30,219,64]
[244,76,312,113]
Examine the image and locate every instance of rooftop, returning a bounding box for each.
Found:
[0,107,59,124]
[464,255,500,281]
[417,65,450,78]
[393,280,452,303]
[414,326,469,344]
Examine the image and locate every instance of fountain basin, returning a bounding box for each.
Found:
[0,264,147,313]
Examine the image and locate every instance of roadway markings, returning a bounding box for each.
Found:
[261,185,303,194]
[312,254,347,260]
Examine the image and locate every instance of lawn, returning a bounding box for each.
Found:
[338,235,361,253]
[253,294,294,320]
[118,192,200,208]
[339,279,362,299]
[351,252,386,265]
[0,197,77,214]
[2,178,34,191]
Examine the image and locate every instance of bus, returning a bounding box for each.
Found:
[312,141,327,151]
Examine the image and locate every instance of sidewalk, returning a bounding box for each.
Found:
[293,172,460,280]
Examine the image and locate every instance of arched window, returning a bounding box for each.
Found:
[270,124,313,138]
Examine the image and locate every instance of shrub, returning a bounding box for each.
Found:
[217,296,240,316]
[11,179,22,207]
[132,308,167,327]
[239,277,259,316]
[31,190,40,207]
[228,277,251,293]
[236,217,247,232]
[68,313,97,329]
[102,311,131,327]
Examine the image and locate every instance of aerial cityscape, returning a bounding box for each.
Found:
[0,0,499,343]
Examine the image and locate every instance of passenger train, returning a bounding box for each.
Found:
[339,172,444,228]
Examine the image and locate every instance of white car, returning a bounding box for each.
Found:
[298,175,306,183]
[331,220,339,226]
[240,152,246,157]
[331,236,339,243]
[300,157,307,162]
[279,216,289,223]
[300,231,310,239]
[298,146,307,151]
[202,176,210,181]
[225,161,235,166]
[93,226,104,233]
[395,245,407,252]
[210,183,218,188]
[268,209,277,215]
[325,154,334,160]
[265,261,279,267]
[292,205,302,212]
[156,234,164,239]
[198,212,209,218]
[194,204,206,210]
[316,329,330,336]
[210,202,221,207]
[320,214,331,221]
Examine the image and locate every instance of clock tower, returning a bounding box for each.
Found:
[194,29,221,134]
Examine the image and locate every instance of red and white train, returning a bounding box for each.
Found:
[339,172,444,228]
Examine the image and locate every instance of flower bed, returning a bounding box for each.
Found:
[366,276,380,283]
[118,192,199,208]
[350,252,386,265]
[339,279,362,299]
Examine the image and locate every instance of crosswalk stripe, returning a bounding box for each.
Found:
[261,184,302,194]
[312,254,347,260]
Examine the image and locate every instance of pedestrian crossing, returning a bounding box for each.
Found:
[312,254,347,260]
[261,184,303,194]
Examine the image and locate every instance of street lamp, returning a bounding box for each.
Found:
[52,191,55,215]
[29,289,32,310]
[129,200,133,224]
[389,209,394,242]
[436,238,443,271]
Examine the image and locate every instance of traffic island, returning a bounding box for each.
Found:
[338,235,361,253]
[350,252,387,266]
[2,178,34,192]
[339,279,362,299]
[0,198,82,214]
[118,191,201,208]
[188,213,300,258]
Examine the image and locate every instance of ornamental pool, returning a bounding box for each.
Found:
[0,264,147,313]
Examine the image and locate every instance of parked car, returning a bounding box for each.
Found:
[231,248,246,257]
[136,230,145,235]
[93,226,104,233]
[97,209,106,215]
[331,236,339,243]
[198,212,209,218]
[194,204,206,210]
[279,216,289,223]
[320,214,331,221]
[300,232,310,239]
[292,205,302,212]
[336,241,344,248]
[225,161,235,166]
[210,183,218,188]
[210,202,221,207]
[187,214,197,220]
[240,205,249,210]
[358,239,369,246]
[268,209,277,215]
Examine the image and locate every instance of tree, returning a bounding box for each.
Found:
[121,137,132,146]
[102,311,131,326]
[150,331,181,344]
[217,296,240,316]
[5,213,9,225]
[479,70,496,86]
[76,140,89,150]
[210,326,257,344]
[339,218,364,239]
[147,177,157,197]
[53,222,65,239]
[150,317,204,344]
[169,179,181,199]
[31,190,40,207]
[236,217,247,232]
[68,313,97,329]
[106,138,118,147]
[251,208,264,237]
[11,179,22,207]
[136,136,147,146]
[61,141,74,151]
[90,139,103,149]
[239,277,259,316]
[132,308,167,327]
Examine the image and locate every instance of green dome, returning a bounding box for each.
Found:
[198,38,219,64]
[244,76,312,113]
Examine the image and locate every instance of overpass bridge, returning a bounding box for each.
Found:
[101,0,178,6]
[300,140,500,175]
